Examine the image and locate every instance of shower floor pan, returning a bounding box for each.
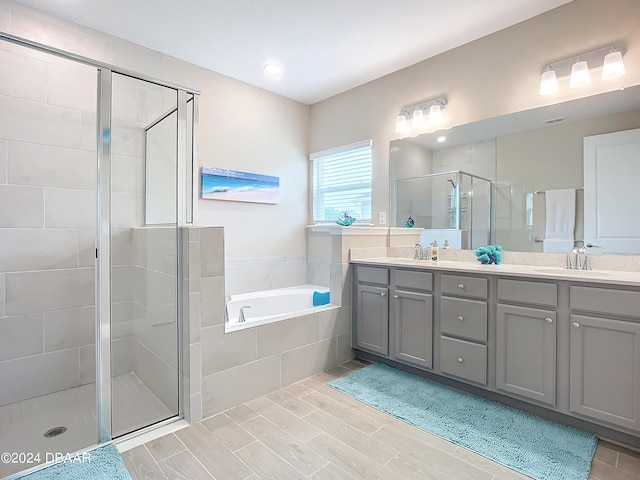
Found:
[0,372,172,478]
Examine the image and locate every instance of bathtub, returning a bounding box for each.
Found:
[225,285,334,332]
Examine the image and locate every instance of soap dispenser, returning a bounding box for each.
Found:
[430,240,439,261]
[443,240,450,249]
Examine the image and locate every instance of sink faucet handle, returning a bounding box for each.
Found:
[564,253,572,269]
[582,255,592,270]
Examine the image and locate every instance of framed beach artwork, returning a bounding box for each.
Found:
[201,167,280,204]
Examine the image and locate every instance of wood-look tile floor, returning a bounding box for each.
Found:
[123,361,640,480]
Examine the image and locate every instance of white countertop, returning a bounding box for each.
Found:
[350,257,640,287]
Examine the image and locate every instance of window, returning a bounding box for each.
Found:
[311,140,372,224]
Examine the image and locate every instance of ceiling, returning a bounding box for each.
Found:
[17,0,572,104]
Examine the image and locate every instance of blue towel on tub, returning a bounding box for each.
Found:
[313,291,330,306]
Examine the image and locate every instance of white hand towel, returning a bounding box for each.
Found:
[543,188,575,253]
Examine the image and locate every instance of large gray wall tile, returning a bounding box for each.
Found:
[0,185,44,227]
[5,267,94,315]
[112,154,144,194]
[133,338,178,412]
[270,259,308,289]
[80,337,133,385]
[110,118,145,158]
[0,313,43,361]
[0,96,82,149]
[256,314,319,359]
[202,355,280,417]
[201,228,224,278]
[45,187,95,228]
[188,292,201,343]
[134,322,178,370]
[201,276,224,327]
[7,141,95,190]
[201,324,256,376]
[45,60,96,113]
[0,140,6,184]
[281,337,337,386]
[319,306,351,340]
[0,348,79,406]
[112,192,143,229]
[0,49,47,102]
[338,332,356,365]
[0,229,78,271]
[0,274,4,316]
[44,305,94,351]
[225,263,270,295]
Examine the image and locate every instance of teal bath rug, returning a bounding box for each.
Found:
[19,444,131,480]
[329,363,597,480]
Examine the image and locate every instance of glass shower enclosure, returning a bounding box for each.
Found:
[395,170,492,249]
[0,32,197,478]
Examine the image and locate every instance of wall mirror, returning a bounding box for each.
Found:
[390,85,640,254]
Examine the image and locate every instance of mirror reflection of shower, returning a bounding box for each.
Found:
[395,170,492,249]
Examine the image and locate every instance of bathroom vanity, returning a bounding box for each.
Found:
[351,257,640,447]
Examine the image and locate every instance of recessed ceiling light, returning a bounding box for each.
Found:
[264,62,282,76]
[437,135,447,143]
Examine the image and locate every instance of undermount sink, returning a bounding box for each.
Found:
[534,268,612,277]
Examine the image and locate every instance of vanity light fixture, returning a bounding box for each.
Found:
[570,57,591,88]
[539,45,626,95]
[395,97,447,133]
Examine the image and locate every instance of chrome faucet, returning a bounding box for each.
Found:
[565,246,590,270]
[238,305,251,323]
[414,243,423,260]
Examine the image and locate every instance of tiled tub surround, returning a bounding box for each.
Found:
[185,226,355,420]
[224,255,308,295]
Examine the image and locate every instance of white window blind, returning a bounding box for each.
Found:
[311,140,372,224]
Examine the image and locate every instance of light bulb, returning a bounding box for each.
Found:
[412,108,424,128]
[395,114,407,133]
[429,104,442,123]
[263,62,282,76]
[602,49,625,80]
[570,59,591,88]
[539,67,559,95]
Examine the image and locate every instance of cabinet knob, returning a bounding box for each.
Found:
[457,316,464,322]
[458,284,465,289]
[545,317,553,324]
[393,294,399,299]
[572,322,580,328]
[380,292,386,297]
[457,357,463,363]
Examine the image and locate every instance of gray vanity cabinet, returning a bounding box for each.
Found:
[355,267,389,356]
[569,285,640,431]
[495,304,556,405]
[495,279,557,405]
[391,270,433,369]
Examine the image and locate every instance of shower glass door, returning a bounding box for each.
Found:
[0,42,99,477]
[109,73,180,437]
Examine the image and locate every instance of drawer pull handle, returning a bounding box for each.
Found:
[380,292,386,297]
[457,357,463,363]
[572,322,580,328]
[458,316,464,322]
[458,284,465,289]
[545,317,553,324]
[393,294,399,299]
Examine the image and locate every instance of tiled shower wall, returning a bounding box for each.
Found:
[0,39,173,406]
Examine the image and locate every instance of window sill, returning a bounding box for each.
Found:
[307,224,388,235]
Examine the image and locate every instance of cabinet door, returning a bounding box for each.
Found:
[356,284,389,356]
[496,304,556,405]
[570,314,640,431]
[393,290,433,368]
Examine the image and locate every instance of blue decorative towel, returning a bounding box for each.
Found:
[313,291,330,306]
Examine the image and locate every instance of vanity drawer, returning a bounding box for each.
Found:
[441,274,488,299]
[498,279,557,308]
[394,269,433,292]
[440,297,487,342]
[440,336,487,385]
[356,266,388,286]
[571,286,640,318]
